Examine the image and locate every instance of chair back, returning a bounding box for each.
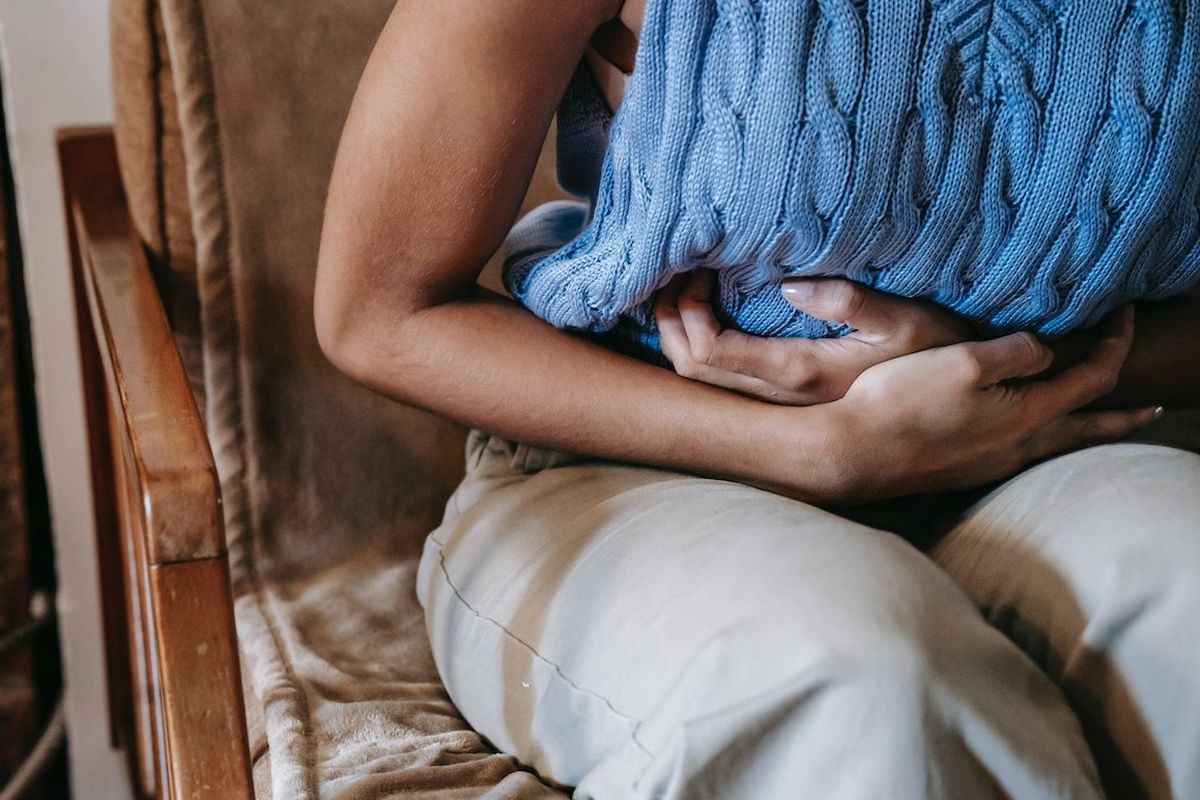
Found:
[109,4,570,796]
[111,0,564,573]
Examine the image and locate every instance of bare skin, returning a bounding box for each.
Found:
[314,0,1187,506]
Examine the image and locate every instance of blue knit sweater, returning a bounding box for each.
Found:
[504,0,1200,361]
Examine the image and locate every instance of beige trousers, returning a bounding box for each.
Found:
[416,427,1200,799]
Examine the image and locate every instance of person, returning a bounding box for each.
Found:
[313,1,1200,797]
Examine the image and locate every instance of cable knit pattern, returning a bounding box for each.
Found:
[504,0,1200,360]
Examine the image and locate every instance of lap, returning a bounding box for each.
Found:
[417,427,1200,797]
[416,431,1095,795]
[421,431,968,698]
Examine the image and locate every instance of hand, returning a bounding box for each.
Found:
[653,269,976,405]
[816,305,1161,502]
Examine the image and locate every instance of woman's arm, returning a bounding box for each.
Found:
[315,0,843,498]
[315,0,1157,505]
[1085,297,1200,408]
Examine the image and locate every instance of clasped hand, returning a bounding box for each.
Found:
[654,268,975,405]
[654,269,1160,499]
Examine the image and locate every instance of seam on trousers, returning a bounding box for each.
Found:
[432,540,655,760]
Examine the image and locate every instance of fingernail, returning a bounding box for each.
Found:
[1153,405,1166,417]
[782,281,816,301]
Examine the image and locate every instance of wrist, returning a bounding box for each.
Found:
[755,401,865,505]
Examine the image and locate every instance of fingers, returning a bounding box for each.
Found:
[676,270,786,376]
[655,273,801,401]
[1022,305,1135,414]
[676,270,736,364]
[1026,405,1163,460]
[953,331,1054,387]
[656,271,718,370]
[782,278,888,337]
[665,270,844,397]
[654,273,693,368]
[941,304,1130,401]
[781,277,970,347]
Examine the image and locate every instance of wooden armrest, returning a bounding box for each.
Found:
[59,128,253,799]
[59,128,220,566]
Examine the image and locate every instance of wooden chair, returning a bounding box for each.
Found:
[61,127,253,799]
[63,1,1200,797]
[62,1,568,797]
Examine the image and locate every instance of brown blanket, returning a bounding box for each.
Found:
[153,0,569,795]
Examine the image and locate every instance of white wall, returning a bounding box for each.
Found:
[0,1,131,797]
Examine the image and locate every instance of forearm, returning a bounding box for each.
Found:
[331,287,843,502]
[310,3,842,500]
[1110,297,1200,407]
[1051,297,1200,408]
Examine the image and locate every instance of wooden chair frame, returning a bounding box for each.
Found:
[59,127,253,800]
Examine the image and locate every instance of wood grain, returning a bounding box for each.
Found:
[60,128,253,800]
[63,129,222,566]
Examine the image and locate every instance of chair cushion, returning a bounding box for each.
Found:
[111,0,204,398]
[139,0,569,795]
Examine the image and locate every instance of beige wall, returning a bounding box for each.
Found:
[0,1,131,796]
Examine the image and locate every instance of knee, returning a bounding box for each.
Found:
[630,617,1076,800]
[1009,444,1200,548]
[800,628,948,746]
[674,569,1003,737]
[758,541,1001,711]
[942,445,1200,611]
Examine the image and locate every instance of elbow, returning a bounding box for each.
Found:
[314,290,366,384]
[313,255,384,386]
[314,304,352,377]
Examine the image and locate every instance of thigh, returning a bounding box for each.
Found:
[417,433,1099,798]
[930,443,1200,800]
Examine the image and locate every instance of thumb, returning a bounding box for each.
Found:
[958,332,1054,386]
[782,278,902,336]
